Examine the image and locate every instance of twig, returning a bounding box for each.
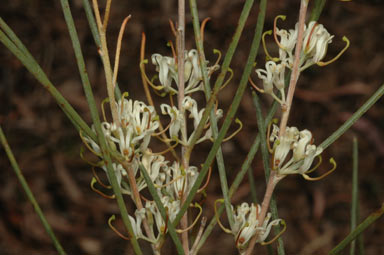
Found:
[279,0,309,136]
[190,217,207,255]
[177,0,189,253]
[245,171,283,255]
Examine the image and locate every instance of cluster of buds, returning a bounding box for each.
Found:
[269,124,336,180]
[251,17,349,106]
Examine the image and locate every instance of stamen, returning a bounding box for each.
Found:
[214,199,232,234]
[92,166,111,189]
[139,59,165,90]
[305,155,322,174]
[221,118,243,142]
[317,36,350,66]
[261,220,287,245]
[152,139,179,155]
[176,203,203,233]
[154,175,183,189]
[212,49,222,68]
[91,177,115,199]
[198,167,212,193]
[273,15,287,50]
[80,146,103,167]
[108,215,130,240]
[303,157,337,181]
[200,17,211,43]
[112,16,131,89]
[262,30,280,62]
[153,121,171,137]
[79,130,102,157]
[101,97,110,123]
[219,67,233,90]
[249,76,265,93]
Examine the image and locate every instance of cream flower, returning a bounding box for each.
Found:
[232,203,282,251]
[270,125,323,177]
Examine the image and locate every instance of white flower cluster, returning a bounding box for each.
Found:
[83,47,221,244]
[255,21,334,105]
[84,95,202,243]
[232,203,281,251]
[277,21,334,69]
[269,124,323,179]
[129,157,199,243]
[161,96,223,145]
[152,49,219,94]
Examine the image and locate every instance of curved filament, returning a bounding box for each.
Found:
[214,199,232,234]
[176,203,203,233]
[305,155,322,174]
[221,118,243,142]
[198,167,212,193]
[79,130,102,157]
[91,177,115,199]
[108,215,130,240]
[261,219,287,245]
[200,17,211,43]
[139,59,165,91]
[303,157,337,181]
[317,36,350,66]
[249,76,265,93]
[273,15,287,50]
[262,30,280,62]
[219,67,233,90]
[92,166,111,188]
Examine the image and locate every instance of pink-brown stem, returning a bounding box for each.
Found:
[177,0,190,254]
[245,171,283,255]
[121,162,158,252]
[279,0,309,137]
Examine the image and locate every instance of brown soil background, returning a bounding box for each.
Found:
[0,0,383,254]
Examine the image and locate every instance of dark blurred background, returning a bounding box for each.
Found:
[0,0,383,254]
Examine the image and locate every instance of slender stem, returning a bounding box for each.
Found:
[245,171,282,255]
[121,162,156,252]
[279,0,308,136]
[82,0,122,99]
[139,164,185,255]
[0,126,67,255]
[253,92,285,254]
[195,102,278,253]
[309,0,327,22]
[177,0,189,253]
[330,203,384,255]
[190,217,207,255]
[91,0,120,127]
[320,84,384,150]
[140,33,179,160]
[350,137,359,255]
[60,1,142,253]
[0,19,95,141]
[174,0,267,230]
[189,0,234,229]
